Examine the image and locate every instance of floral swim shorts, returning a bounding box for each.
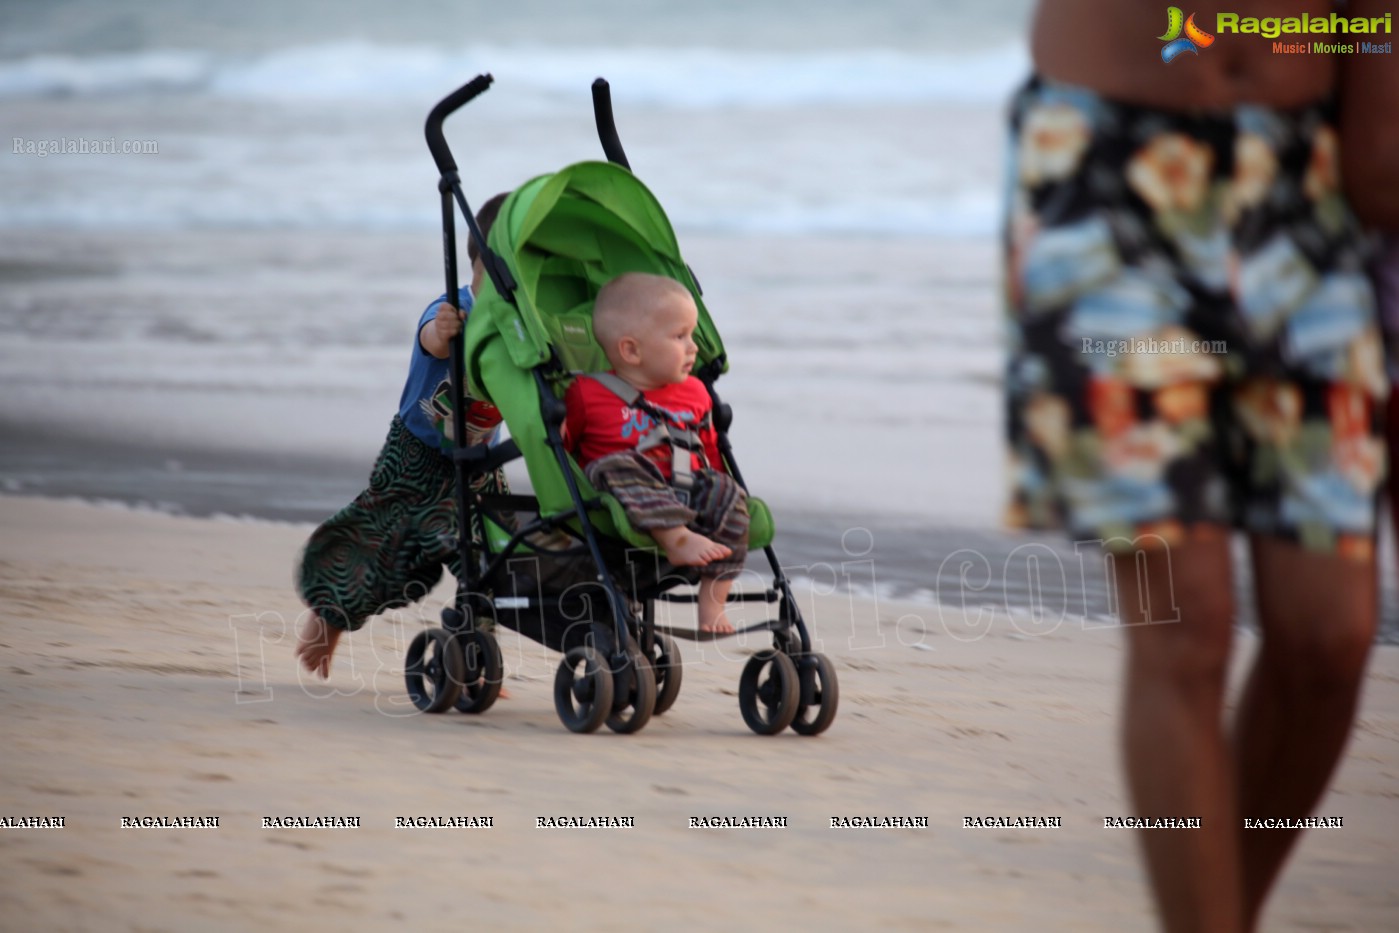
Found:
[1003,76,1386,557]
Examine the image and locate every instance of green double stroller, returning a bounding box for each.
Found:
[407,75,837,735]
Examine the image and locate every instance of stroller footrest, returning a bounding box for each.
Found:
[654,618,783,641]
[658,589,778,605]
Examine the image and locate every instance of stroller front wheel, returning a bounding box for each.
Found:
[650,632,682,716]
[605,650,657,734]
[789,652,839,736]
[738,649,800,735]
[453,628,503,714]
[554,646,614,734]
[405,628,464,713]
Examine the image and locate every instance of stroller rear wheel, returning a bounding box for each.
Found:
[554,646,614,734]
[649,632,683,716]
[405,628,464,713]
[789,652,839,736]
[738,649,800,735]
[605,650,657,734]
[452,629,503,714]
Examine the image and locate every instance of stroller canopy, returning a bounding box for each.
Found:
[466,160,725,391]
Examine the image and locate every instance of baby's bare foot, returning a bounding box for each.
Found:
[654,527,732,567]
[698,606,734,634]
[697,573,737,635]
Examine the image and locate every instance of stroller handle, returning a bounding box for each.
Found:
[425,73,494,175]
[591,78,631,170]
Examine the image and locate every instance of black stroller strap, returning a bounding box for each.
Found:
[584,373,712,491]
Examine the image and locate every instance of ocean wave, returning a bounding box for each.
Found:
[0,40,1028,107]
[680,192,1001,238]
[0,193,1000,238]
[0,50,212,97]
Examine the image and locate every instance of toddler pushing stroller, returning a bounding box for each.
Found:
[407,75,837,736]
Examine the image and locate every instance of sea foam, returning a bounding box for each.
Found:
[0,41,1028,108]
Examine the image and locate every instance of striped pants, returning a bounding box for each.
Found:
[584,451,749,577]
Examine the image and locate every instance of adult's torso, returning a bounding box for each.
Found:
[1030,0,1341,109]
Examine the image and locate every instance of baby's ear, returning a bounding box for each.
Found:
[616,335,643,364]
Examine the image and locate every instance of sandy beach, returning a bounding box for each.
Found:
[1,495,1395,932]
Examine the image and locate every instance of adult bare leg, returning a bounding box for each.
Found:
[1235,534,1378,931]
[1114,529,1244,932]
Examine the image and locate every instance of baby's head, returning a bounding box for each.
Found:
[593,272,699,389]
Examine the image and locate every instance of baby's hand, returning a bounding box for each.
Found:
[433,303,465,341]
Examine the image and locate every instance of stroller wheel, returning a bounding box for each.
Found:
[453,629,503,715]
[738,649,800,736]
[554,646,614,734]
[650,632,683,716]
[606,650,657,734]
[789,652,839,736]
[405,628,464,713]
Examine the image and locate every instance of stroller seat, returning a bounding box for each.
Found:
[464,160,773,554]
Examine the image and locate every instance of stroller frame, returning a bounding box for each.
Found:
[409,74,837,736]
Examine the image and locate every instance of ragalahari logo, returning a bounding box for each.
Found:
[1159,6,1216,61]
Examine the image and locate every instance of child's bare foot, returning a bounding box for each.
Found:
[652,526,732,567]
[698,605,734,634]
[295,614,342,679]
[472,677,510,700]
[697,574,737,634]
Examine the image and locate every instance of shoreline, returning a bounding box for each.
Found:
[5,414,1399,646]
[0,495,1395,930]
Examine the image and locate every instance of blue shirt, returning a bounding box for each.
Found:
[398,287,473,450]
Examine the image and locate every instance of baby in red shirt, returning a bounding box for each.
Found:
[563,272,749,634]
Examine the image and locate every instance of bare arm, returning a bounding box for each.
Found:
[419,303,464,359]
[1339,0,1399,229]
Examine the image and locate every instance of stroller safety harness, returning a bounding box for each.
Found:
[583,371,711,499]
